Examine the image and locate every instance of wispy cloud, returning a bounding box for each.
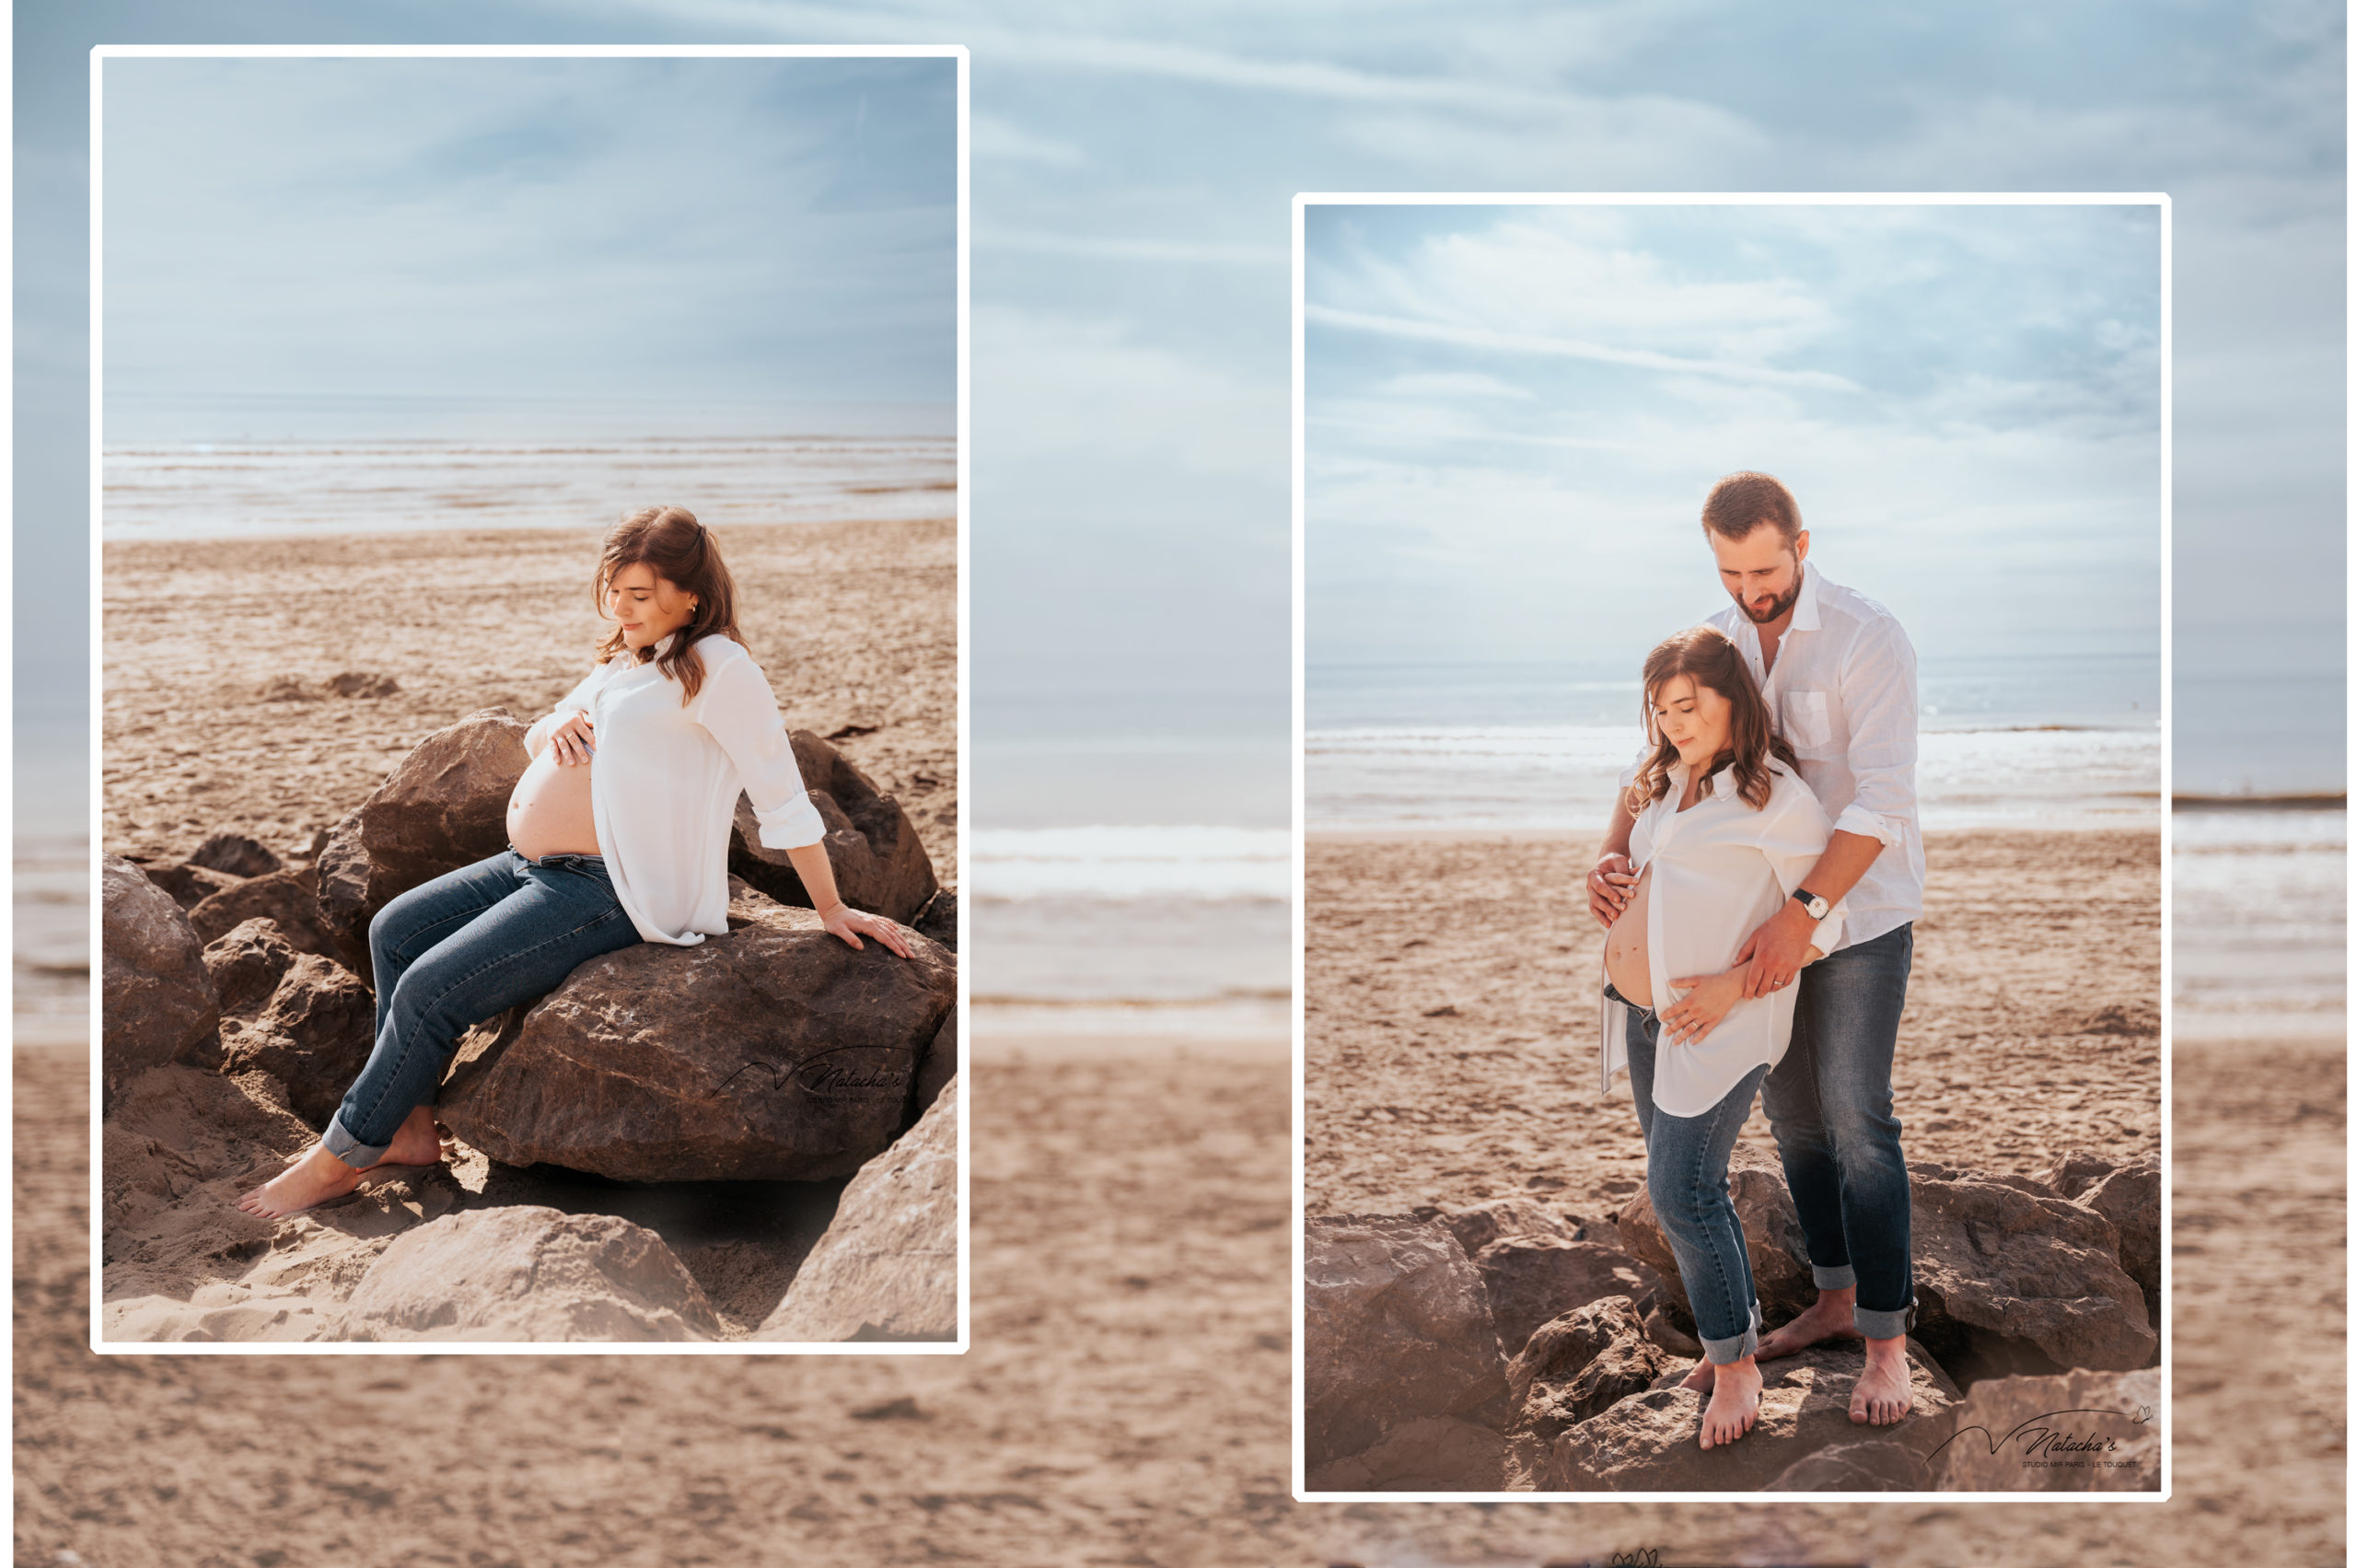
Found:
[1306,304,1862,392]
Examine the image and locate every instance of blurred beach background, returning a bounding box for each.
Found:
[17,13,2347,1568]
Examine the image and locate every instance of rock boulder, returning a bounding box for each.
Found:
[1475,1234,1658,1362]
[1305,1213,1512,1488]
[1910,1161,2157,1375]
[315,710,531,986]
[2038,1148,2161,1326]
[101,855,222,1107]
[339,1206,720,1342]
[755,1076,958,1342]
[189,865,339,958]
[188,831,284,878]
[727,730,938,923]
[436,905,957,1182]
[1506,1295,1677,1438]
[200,920,377,1131]
[1544,1339,1960,1492]
[1930,1366,2161,1492]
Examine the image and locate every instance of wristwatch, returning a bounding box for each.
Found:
[1791,887,1830,920]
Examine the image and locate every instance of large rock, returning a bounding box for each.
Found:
[755,1075,958,1342]
[911,1011,957,1126]
[727,730,938,923]
[1476,1234,1659,1363]
[2038,1148,2161,1325]
[1910,1161,2156,1375]
[912,888,958,953]
[101,855,222,1107]
[339,1206,720,1342]
[189,865,338,958]
[1306,1419,1507,1493]
[315,710,531,986]
[1544,1339,1960,1492]
[1615,1141,1816,1335]
[1305,1213,1512,1488]
[436,904,957,1182]
[1439,1197,1568,1258]
[200,920,377,1131]
[188,830,283,878]
[1930,1367,2161,1492]
[135,860,243,912]
[1506,1296,1678,1439]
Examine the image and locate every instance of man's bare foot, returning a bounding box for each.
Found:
[236,1106,444,1219]
[1698,1356,1762,1448]
[1850,1337,1913,1425]
[1755,1289,1863,1361]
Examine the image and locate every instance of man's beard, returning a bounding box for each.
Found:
[1735,579,1801,625]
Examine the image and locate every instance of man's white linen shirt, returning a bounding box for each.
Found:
[1622,561,1925,950]
[522,631,827,947]
[1601,758,1846,1118]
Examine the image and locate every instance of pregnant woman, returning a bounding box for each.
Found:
[1598,626,1843,1450]
[241,505,913,1219]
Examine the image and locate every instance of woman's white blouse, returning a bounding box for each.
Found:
[1598,758,1847,1119]
[522,631,827,947]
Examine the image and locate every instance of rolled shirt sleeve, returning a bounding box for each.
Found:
[689,648,827,851]
[1759,770,1846,953]
[1831,616,1919,847]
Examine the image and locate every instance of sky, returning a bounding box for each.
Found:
[100,55,956,426]
[1305,202,2164,671]
[16,0,2347,804]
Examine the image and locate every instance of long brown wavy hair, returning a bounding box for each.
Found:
[1624,625,1798,813]
[591,505,747,705]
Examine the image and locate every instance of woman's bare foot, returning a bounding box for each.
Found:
[236,1106,444,1219]
[1679,1359,1715,1394]
[1754,1287,1863,1360]
[1698,1356,1762,1448]
[1850,1336,1913,1424]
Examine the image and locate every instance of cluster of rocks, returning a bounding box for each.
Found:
[100,708,960,1342]
[1306,1142,2162,1493]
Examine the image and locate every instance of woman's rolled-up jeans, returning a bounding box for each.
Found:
[1608,980,1771,1366]
[321,847,644,1168]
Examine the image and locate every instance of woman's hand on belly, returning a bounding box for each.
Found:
[1660,964,1748,1046]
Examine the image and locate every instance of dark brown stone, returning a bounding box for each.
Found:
[101,855,221,1108]
[189,865,337,958]
[1506,1296,1676,1438]
[139,861,243,912]
[1544,1339,1960,1492]
[1929,1367,2161,1491]
[1909,1160,2157,1375]
[911,1011,957,1125]
[315,711,531,986]
[435,904,956,1182]
[1475,1234,1658,1362]
[201,918,304,1017]
[727,730,938,923]
[219,953,377,1131]
[1304,1212,1511,1486]
[187,831,283,878]
[1440,1197,1567,1259]
[912,889,958,953]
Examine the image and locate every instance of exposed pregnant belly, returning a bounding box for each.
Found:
[1603,863,1655,1008]
[506,749,600,860]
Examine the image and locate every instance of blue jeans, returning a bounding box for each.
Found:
[322,847,643,1167]
[1759,921,1917,1340]
[1614,983,1772,1366]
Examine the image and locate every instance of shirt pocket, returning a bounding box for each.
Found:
[1784,688,1836,755]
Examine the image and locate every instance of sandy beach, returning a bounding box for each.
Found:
[17,1010,2346,1562]
[95,515,955,1341]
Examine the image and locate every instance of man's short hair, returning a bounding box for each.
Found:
[1701,471,1804,547]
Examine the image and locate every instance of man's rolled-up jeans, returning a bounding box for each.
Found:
[1759,921,1918,1339]
[1613,981,1772,1367]
[321,847,643,1168]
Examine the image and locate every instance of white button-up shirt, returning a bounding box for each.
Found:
[1599,758,1846,1118]
[524,631,827,947]
[1622,560,1925,950]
